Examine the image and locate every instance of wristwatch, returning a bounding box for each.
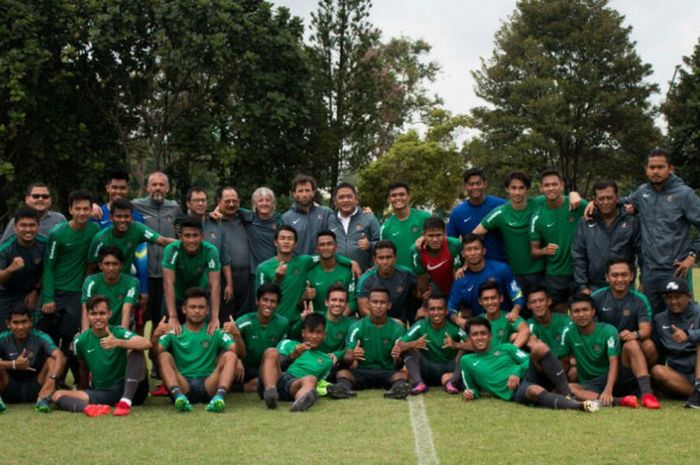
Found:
[688,250,697,259]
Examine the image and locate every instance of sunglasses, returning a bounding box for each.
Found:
[30,194,50,199]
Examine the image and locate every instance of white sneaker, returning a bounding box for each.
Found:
[583,399,600,413]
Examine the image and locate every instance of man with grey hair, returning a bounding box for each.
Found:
[245,187,282,269]
[131,172,184,333]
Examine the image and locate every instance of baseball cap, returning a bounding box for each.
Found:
[661,277,690,294]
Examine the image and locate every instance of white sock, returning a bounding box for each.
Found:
[119,397,132,407]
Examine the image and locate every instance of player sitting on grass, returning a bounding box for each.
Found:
[479,282,530,349]
[0,305,65,413]
[650,278,700,408]
[460,316,599,412]
[260,313,333,411]
[331,287,411,400]
[235,283,289,396]
[52,295,150,416]
[561,293,655,408]
[394,291,468,395]
[153,287,240,413]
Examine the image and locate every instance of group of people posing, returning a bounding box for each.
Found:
[1,148,699,416]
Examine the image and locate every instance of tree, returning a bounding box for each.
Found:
[663,36,700,188]
[469,0,660,194]
[308,0,440,189]
[358,108,467,215]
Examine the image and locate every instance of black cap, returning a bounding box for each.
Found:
[661,277,690,294]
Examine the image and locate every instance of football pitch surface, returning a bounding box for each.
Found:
[3,391,700,465]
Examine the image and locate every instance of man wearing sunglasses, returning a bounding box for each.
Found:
[2,183,66,243]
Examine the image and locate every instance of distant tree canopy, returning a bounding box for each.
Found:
[468,0,660,195]
[663,36,700,189]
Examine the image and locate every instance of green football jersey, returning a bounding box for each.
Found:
[487,312,526,350]
[255,255,316,324]
[306,260,357,314]
[559,322,619,382]
[43,222,100,300]
[158,326,234,378]
[276,339,333,380]
[481,197,546,275]
[527,313,572,357]
[380,208,432,268]
[529,197,588,276]
[345,316,406,370]
[88,222,160,271]
[73,325,135,388]
[460,343,530,400]
[401,318,466,363]
[289,314,355,360]
[161,241,221,300]
[236,312,289,367]
[82,273,139,326]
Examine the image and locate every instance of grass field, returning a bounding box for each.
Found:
[3,273,700,465]
[3,391,700,465]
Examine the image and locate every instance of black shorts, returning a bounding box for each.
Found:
[87,380,148,406]
[184,377,211,404]
[350,367,399,390]
[668,360,697,386]
[256,372,297,402]
[2,376,41,403]
[243,364,259,383]
[579,366,638,396]
[37,290,81,338]
[513,364,554,404]
[545,275,576,308]
[516,272,545,298]
[419,357,455,386]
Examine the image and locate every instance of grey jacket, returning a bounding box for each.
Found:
[327,208,380,271]
[281,203,332,256]
[629,174,700,272]
[571,209,639,290]
[132,197,183,277]
[652,302,700,369]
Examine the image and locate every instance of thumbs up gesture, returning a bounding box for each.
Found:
[352,339,365,361]
[100,326,121,350]
[357,232,370,251]
[14,349,35,371]
[275,260,288,280]
[154,315,173,338]
[303,280,316,300]
[671,325,688,343]
[223,315,240,337]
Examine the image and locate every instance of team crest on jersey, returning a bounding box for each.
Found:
[621,222,628,229]
[493,350,501,356]
[33,257,42,264]
[497,329,505,338]
[568,215,575,223]
[382,338,390,345]
[667,195,674,202]
[293,267,300,274]
[209,231,217,239]
[355,223,363,231]
[396,285,404,293]
[269,335,279,342]
[593,343,602,353]
[196,267,204,274]
[335,331,344,340]
[201,340,210,349]
[116,294,124,300]
[411,225,419,233]
[316,357,323,364]
[126,241,133,249]
[623,308,632,317]
[317,214,323,220]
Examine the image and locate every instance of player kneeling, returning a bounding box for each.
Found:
[0,305,65,413]
[153,287,239,413]
[51,296,151,416]
[460,316,599,412]
[260,313,333,412]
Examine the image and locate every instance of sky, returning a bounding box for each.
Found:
[273,0,700,132]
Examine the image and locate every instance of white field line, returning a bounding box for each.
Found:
[408,396,440,465]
